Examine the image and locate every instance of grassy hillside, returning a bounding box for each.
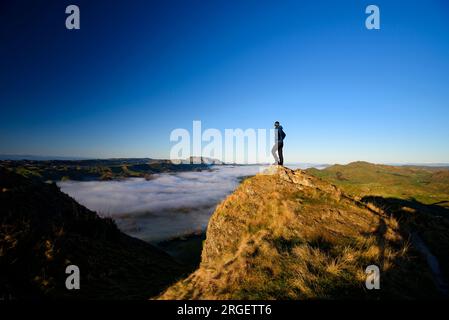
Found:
[306,161,449,205]
[0,167,186,299]
[158,166,443,299]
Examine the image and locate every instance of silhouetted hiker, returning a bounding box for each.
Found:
[271,121,286,166]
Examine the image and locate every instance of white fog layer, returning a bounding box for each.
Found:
[58,164,325,242]
[58,165,266,242]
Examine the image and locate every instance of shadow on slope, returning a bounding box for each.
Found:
[361,195,449,295]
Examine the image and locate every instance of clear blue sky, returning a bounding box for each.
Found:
[1,0,448,163]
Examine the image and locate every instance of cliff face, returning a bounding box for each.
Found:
[0,167,184,299]
[159,166,439,299]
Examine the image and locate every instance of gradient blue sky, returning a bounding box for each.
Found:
[1,0,448,163]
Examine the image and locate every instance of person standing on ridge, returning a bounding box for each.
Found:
[271,121,286,166]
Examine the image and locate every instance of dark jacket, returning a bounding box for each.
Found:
[276,126,286,143]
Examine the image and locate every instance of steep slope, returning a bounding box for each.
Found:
[0,167,185,299]
[159,166,439,299]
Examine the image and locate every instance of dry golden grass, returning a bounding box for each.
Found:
[157,166,438,300]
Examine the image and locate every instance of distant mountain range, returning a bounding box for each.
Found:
[0,158,212,182]
[0,154,92,161]
[2,155,447,167]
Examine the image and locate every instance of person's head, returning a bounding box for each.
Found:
[274,121,280,128]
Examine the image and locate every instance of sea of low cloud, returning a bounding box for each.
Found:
[58,164,326,242]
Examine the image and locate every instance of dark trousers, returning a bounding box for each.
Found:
[271,142,284,166]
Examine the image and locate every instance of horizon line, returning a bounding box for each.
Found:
[1,154,449,166]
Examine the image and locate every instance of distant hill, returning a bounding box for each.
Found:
[0,154,90,161]
[306,161,449,205]
[158,166,448,299]
[391,163,449,169]
[187,156,225,165]
[0,167,186,299]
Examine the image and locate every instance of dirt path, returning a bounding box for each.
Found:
[411,233,449,296]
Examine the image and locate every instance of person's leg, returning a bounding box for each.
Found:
[278,142,284,166]
[271,143,279,164]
